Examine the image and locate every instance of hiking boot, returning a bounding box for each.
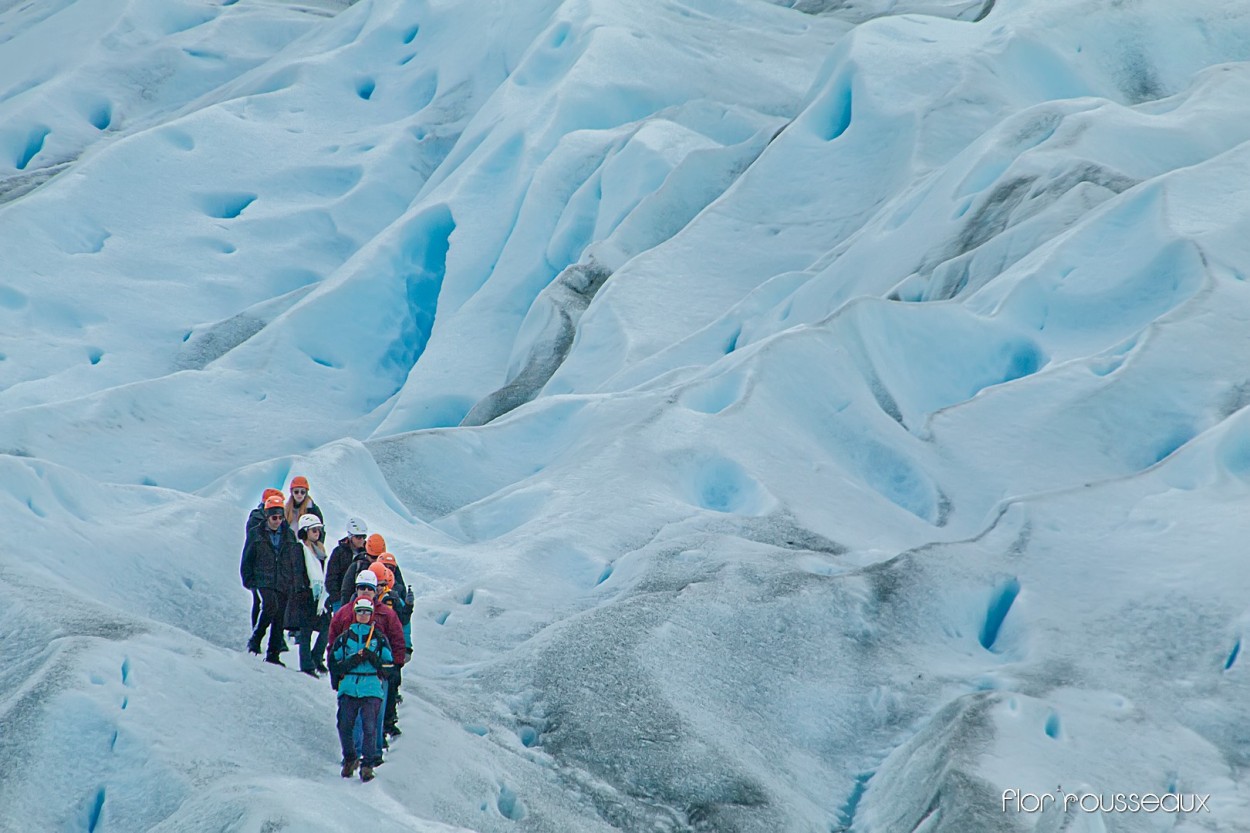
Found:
[246,639,261,655]
[300,668,320,679]
[264,656,286,667]
[359,765,375,782]
[384,723,401,737]
[314,662,329,675]
[340,759,358,778]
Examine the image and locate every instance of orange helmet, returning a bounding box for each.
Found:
[261,488,283,502]
[263,494,285,511]
[377,552,398,569]
[290,476,310,491]
[365,533,387,557]
[368,562,394,591]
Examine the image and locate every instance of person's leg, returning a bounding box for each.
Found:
[311,619,329,671]
[250,588,276,655]
[384,667,400,733]
[265,592,288,659]
[360,696,383,766]
[275,591,290,653]
[296,627,313,672]
[251,589,261,629]
[337,696,361,775]
[353,702,364,751]
[376,679,388,751]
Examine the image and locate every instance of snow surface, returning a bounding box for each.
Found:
[2,0,1249,831]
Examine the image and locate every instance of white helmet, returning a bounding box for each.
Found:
[355,570,378,588]
[346,517,367,536]
[353,597,374,613]
[298,514,323,532]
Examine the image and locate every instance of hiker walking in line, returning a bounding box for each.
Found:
[327,570,406,759]
[241,493,300,665]
[245,488,284,631]
[329,597,392,782]
[284,476,323,530]
[377,552,413,664]
[288,513,331,677]
[377,551,415,712]
[340,532,386,604]
[325,517,368,614]
[376,550,408,602]
[374,557,412,739]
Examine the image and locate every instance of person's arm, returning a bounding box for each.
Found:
[391,565,407,603]
[304,545,324,604]
[244,507,263,537]
[384,610,407,666]
[326,627,345,689]
[325,547,346,607]
[326,609,348,675]
[297,543,319,592]
[280,539,304,596]
[240,533,256,589]
[339,562,360,606]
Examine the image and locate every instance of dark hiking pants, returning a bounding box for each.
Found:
[249,588,288,659]
[296,624,329,672]
[337,695,382,765]
[384,665,401,729]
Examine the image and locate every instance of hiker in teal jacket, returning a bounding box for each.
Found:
[330,597,392,781]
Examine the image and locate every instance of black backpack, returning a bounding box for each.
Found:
[328,626,392,681]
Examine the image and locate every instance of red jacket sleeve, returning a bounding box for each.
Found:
[379,606,406,666]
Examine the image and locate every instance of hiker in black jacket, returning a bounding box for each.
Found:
[240,494,302,664]
[340,533,386,606]
[244,488,284,628]
[325,517,368,613]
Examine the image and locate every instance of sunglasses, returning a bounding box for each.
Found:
[291,488,307,496]
[265,509,284,518]
[307,526,323,534]
[355,585,376,593]
[351,534,366,542]
[354,608,372,616]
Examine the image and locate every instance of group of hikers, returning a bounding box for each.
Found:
[239,477,413,782]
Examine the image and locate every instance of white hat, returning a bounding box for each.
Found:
[346,517,367,536]
[353,597,374,613]
[355,570,378,588]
